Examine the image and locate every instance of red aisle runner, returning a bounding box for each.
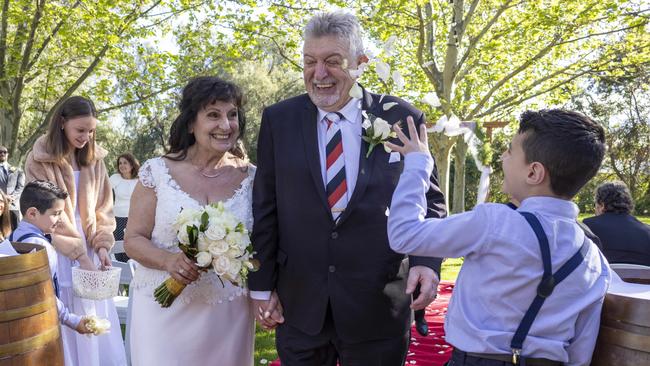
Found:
[270,281,455,366]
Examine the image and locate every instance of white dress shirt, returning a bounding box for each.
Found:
[250,97,363,302]
[388,152,611,366]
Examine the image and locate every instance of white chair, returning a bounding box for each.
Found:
[112,258,136,366]
[110,240,126,261]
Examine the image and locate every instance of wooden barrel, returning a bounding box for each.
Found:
[591,268,650,365]
[0,242,64,366]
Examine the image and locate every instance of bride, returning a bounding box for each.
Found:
[125,77,255,365]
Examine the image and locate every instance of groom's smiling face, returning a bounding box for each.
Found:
[303,35,362,112]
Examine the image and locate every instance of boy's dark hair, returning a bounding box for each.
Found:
[518,109,606,198]
[595,181,634,214]
[20,180,69,215]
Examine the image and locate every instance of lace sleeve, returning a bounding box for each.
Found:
[139,159,157,189]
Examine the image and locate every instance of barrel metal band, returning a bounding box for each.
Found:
[0,297,56,322]
[0,267,51,291]
[0,247,48,276]
[0,325,60,357]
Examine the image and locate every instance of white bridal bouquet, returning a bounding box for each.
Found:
[153,202,258,307]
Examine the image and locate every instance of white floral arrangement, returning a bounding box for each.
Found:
[84,315,111,336]
[360,112,397,157]
[154,202,258,308]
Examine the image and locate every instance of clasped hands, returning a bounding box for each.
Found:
[251,265,438,331]
[253,292,285,330]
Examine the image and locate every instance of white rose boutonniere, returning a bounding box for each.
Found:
[361,112,397,158]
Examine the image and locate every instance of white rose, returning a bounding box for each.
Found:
[174,208,201,230]
[213,255,230,276]
[219,212,238,229]
[225,231,249,247]
[373,118,391,139]
[205,222,226,241]
[208,240,229,256]
[228,260,242,278]
[196,251,212,267]
[204,205,221,218]
[197,233,210,252]
[226,245,244,258]
[177,226,190,245]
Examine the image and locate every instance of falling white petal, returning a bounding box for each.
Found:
[427,123,445,133]
[362,118,372,129]
[383,35,398,57]
[382,102,398,111]
[341,59,348,70]
[392,70,405,91]
[348,62,367,78]
[349,82,363,99]
[447,114,461,129]
[376,61,391,83]
[422,92,441,107]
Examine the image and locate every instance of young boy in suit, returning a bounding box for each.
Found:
[10,180,91,334]
[387,109,611,365]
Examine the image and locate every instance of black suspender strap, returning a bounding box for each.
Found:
[510,212,589,365]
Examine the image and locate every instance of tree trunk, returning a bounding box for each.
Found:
[429,134,457,208]
[452,138,469,213]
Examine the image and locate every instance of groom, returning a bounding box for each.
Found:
[248,11,446,365]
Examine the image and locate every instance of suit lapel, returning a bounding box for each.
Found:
[300,100,332,218]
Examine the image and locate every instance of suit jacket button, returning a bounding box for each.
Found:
[331,232,338,239]
[329,265,336,273]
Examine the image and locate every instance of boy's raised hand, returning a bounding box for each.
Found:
[384,116,430,156]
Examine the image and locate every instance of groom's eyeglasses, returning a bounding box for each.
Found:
[0,151,7,155]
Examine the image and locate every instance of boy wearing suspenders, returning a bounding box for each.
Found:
[10,180,91,334]
[386,109,611,365]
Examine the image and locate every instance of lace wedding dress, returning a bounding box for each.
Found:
[129,157,255,366]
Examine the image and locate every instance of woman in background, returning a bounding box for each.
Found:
[0,191,15,239]
[109,153,139,261]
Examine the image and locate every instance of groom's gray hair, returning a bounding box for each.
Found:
[303,11,365,57]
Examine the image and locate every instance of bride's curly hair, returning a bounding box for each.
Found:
[165,76,248,162]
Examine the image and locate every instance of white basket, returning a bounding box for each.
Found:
[71,266,122,300]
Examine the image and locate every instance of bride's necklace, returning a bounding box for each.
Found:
[198,168,225,178]
[190,154,229,178]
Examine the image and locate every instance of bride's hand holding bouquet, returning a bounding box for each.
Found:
[154,202,259,308]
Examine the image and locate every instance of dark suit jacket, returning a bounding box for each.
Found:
[583,213,650,266]
[0,165,25,212]
[249,89,447,342]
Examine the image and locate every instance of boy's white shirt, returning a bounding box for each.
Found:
[388,152,611,366]
[11,221,82,329]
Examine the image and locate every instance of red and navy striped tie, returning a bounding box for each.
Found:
[324,112,347,222]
